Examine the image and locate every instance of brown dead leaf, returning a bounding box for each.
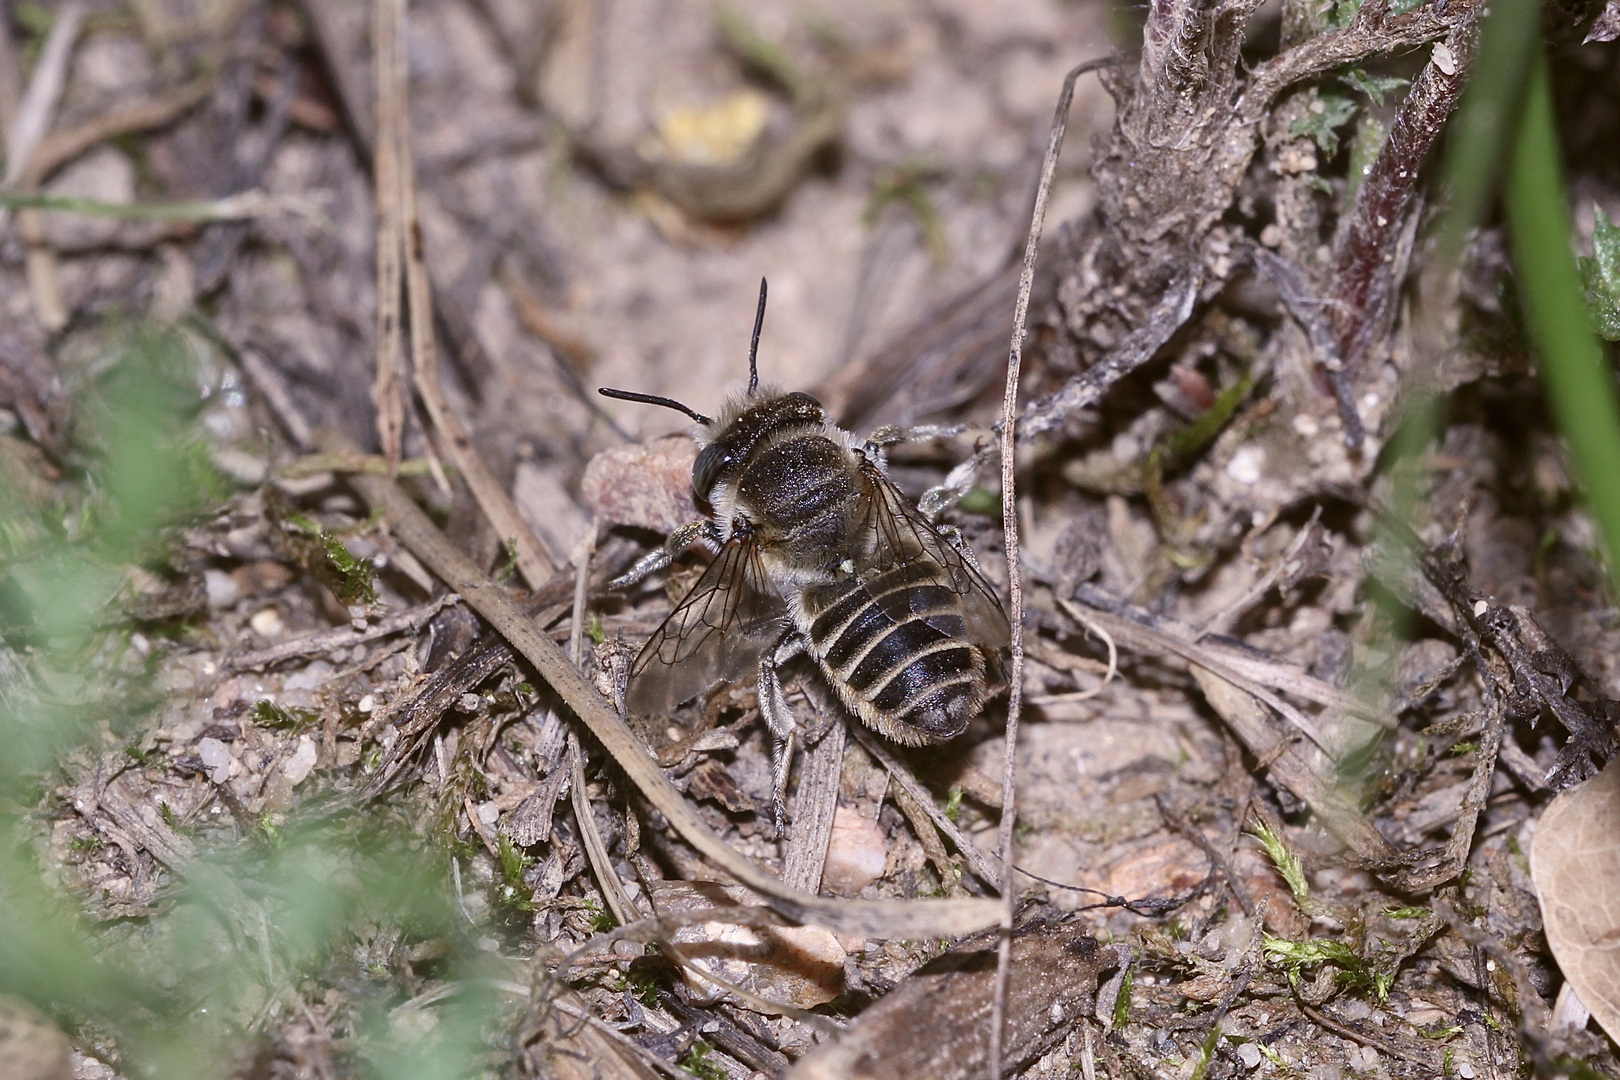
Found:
[1531,756,1620,1043]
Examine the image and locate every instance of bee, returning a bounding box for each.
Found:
[599,280,1008,823]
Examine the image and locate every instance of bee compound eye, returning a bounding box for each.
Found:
[692,442,732,502]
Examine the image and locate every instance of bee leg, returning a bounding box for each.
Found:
[861,423,969,473]
[608,519,723,590]
[863,422,968,454]
[758,631,807,832]
[916,437,998,519]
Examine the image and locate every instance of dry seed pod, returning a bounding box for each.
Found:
[1531,756,1620,1043]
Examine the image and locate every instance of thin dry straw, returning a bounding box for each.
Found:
[989,55,1115,1080]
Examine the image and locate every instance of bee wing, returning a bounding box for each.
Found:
[626,532,788,715]
[859,460,1010,650]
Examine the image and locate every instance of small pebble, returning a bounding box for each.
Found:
[282,735,318,786]
[1238,1042,1263,1069]
[249,608,284,638]
[197,737,234,785]
[285,662,333,692]
[357,694,375,713]
[1457,1062,1476,1079]
[203,569,240,610]
[821,807,886,897]
[1226,446,1265,485]
[457,693,483,713]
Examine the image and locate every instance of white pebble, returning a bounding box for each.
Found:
[1458,1062,1476,1079]
[197,737,234,785]
[285,661,333,692]
[1238,1042,1263,1069]
[204,569,240,610]
[357,694,375,713]
[282,734,319,786]
[1226,446,1265,485]
[249,608,284,638]
[821,807,887,896]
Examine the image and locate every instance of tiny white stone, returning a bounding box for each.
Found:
[1292,414,1320,438]
[250,608,284,638]
[822,807,887,896]
[357,694,375,713]
[1458,1061,1477,1079]
[1226,446,1265,485]
[476,801,500,825]
[1473,600,1488,617]
[1238,1042,1263,1069]
[204,569,240,610]
[283,734,319,786]
[130,633,151,656]
[197,737,234,785]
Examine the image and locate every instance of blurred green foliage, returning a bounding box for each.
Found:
[1580,206,1620,342]
[1505,50,1620,595]
[0,329,502,1078]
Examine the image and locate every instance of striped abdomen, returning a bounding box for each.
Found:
[800,562,988,745]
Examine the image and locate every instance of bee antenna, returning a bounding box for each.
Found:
[747,277,767,395]
[598,387,712,425]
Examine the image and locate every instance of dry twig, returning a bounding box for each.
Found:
[349,472,1002,938]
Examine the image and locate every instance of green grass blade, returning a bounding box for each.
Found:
[1505,48,1620,592]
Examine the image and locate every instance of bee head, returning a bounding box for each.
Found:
[692,390,824,503]
[601,277,825,508]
